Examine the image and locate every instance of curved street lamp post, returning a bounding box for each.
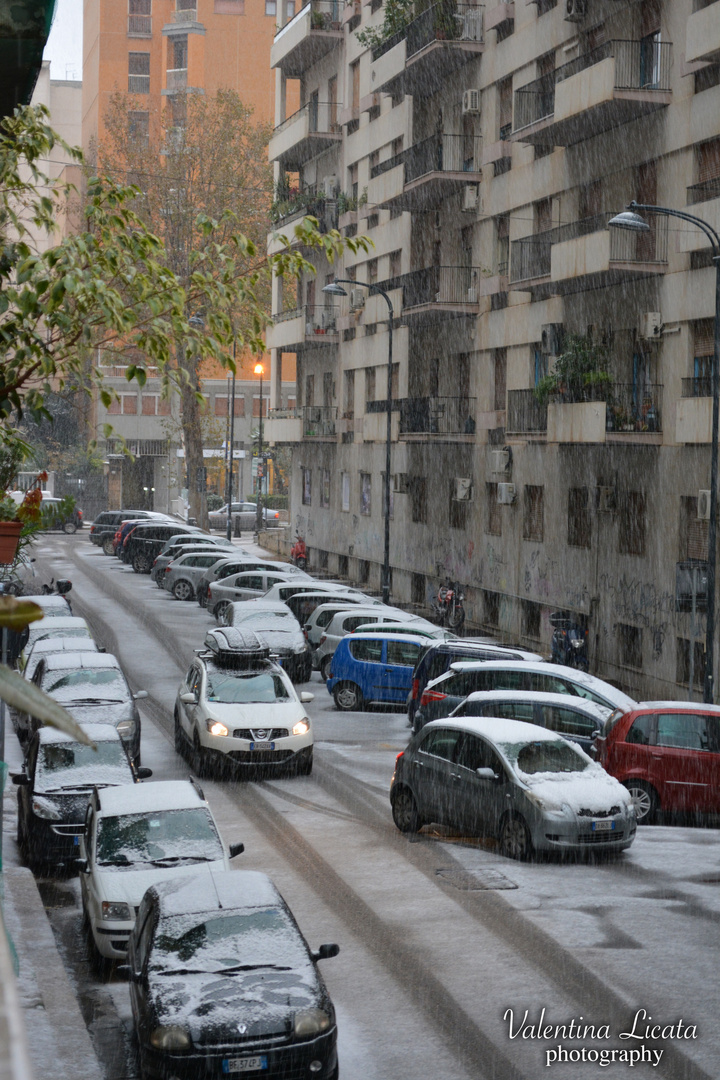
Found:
[609,201,720,703]
[323,278,394,603]
[255,362,265,535]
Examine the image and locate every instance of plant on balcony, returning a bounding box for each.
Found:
[270,178,328,224]
[356,0,416,50]
[337,187,368,215]
[534,333,612,406]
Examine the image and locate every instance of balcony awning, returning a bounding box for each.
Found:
[0,0,58,117]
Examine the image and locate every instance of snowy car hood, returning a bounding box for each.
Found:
[517,764,632,813]
[95,859,228,906]
[203,701,307,726]
[254,628,306,653]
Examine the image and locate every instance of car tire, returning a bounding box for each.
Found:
[295,749,313,776]
[319,655,333,682]
[62,521,77,534]
[623,780,658,824]
[172,579,194,602]
[102,538,115,556]
[499,814,533,861]
[213,600,231,623]
[333,682,363,712]
[174,710,186,756]
[192,730,212,779]
[391,786,423,833]
[132,553,151,574]
[87,922,112,982]
[16,810,27,859]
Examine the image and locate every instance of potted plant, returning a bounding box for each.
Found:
[534,333,612,406]
[0,496,23,564]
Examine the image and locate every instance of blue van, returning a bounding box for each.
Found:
[327,633,426,711]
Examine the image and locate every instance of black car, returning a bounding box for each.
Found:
[89,510,170,555]
[125,871,339,1080]
[124,523,202,573]
[13,723,150,871]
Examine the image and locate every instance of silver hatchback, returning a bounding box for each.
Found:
[164,551,236,601]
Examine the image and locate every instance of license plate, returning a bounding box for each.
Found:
[222,1056,268,1074]
[250,741,274,751]
[73,835,80,846]
[592,820,615,832]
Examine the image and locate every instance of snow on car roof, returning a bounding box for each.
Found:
[154,870,281,917]
[98,780,205,816]
[461,690,611,717]
[41,652,122,671]
[20,595,71,614]
[635,700,720,714]
[424,715,565,744]
[344,632,427,645]
[447,660,635,703]
[27,637,98,655]
[38,722,124,745]
[28,616,88,631]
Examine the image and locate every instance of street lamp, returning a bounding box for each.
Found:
[226,339,237,542]
[254,362,264,535]
[609,200,720,703]
[323,277,394,604]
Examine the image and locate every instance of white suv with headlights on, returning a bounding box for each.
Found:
[174,627,314,778]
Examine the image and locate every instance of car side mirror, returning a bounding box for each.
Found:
[135,767,153,780]
[179,692,196,704]
[591,729,601,739]
[133,690,149,701]
[229,842,245,859]
[300,691,314,703]
[476,767,499,781]
[117,964,143,982]
[312,943,340,961]
[75,858,89,873]
[11,773,29,786]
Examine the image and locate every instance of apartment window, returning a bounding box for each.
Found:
[341,472,350,511]
[618,624,643,670]
[497,77,512,140]
[578,180,602,220]
[215,1,245,12]
[391,362,399,400]
[483,590,500,628]
[252,395,268,418]
[449,487,468,530]
[365,367,376,403]
[128,52,150,93]
[328,75,338,129]
[390,205,403,220]
[169,35,187,70]
[619,491,646,556]
[343,369,354,417]
[128,110,149,145]
[367,214,379,230]
[128,0,151,35]
[534,346,548,386]
[522,600,542,639]
[679,495,709,561]
[301,467,311,505]
[391,88,404,108]
[304,373,314,407]
[695,65,720,95]
[358,559,370,584]
[523,485,544,542]
[323,370,334,409]
[338,554,349,576]
[214,394,244,417]
[567,487,591,548]
[536,0,557,15]
[392,136,404,157]
[360,472,372,516]
[389,250,402,278]
[411,477,427,524]
[534,197,553,234]
[676,637,706,691]
[107,392,138,416]
[367,258,378,284]
[495,215,509,276]
[493,348,507,411]
[348,162,358,200]
[265,0,276,14]
[350,60,360,112]
[141,393,171,416]
[321,468,330,508]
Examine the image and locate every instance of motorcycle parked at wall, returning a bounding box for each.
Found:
[432,579,465,632]
[41,577,73,612]
[550,612,588,672]
[290,536,307,571]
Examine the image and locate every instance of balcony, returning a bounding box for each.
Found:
[370,2,484,97]
[386,265,481,322]
[269,101,341,169]
[686,0,720,65]
[266,305,340,351]
[269,191,339,252]
[272,1,343,78]
[506,389,547,438]
[303,405,337,438]
[369,133,482,212]
[677,378,713,443]
[605,383,662,439]
[266,407,303,444]
[485,2,513,34]
[128,14,152,35]
[165,68,187,92]
[399,396,477,438]
[172,3,198,21]
[510,213,668,296]
[510,39,672,147]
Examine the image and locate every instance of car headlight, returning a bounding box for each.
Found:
[31,796,62,820]
[292,718,310,736]
[294,1009,331,1037]
[101,901,133,921]
[525,791,573,817]
[116,720,136,738]
[206,719,228,737]
[150,1026,191,1050]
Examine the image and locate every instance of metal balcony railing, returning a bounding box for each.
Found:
[274,0,343,37]
[687,177,720,205]
[682,376,713,398]
[370,133,482,181]
[128,14,152,33]
[372,1,484,62]
[268,406,302,419]
[514,39,672,131]
[399,396,476,435]
[506,389,547,435]
[606,383,662,433]
[271,190,339,230]
[166,68,188,91]
[273,100,341,136]
[387,265,481,307]
[303,405,337,436]
[305,304,339,334]
[128,74,150,93]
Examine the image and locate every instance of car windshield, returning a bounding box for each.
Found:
[96,808,223,867]
[27,626,90,646]
[44,669,128,701]
[502,739,590,775]
[35,741,130,792]
[206,671,291,704]
[235,611,293,627]
[152,907,307,972]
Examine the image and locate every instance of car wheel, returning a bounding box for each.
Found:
[320,655,333,681]
[624,780,658,824]
[391,786,423,833]
[333,682,363,712]
[132,553,151,574]
[213,600,231,623]
[174,710,186,756]
[172,579,194,602]
[62,521,77,534]
[102,538,115,556]
[295,749,313,776]
[499,814,533,861]
[87,922,112,981]
[16,811,27,858]
[192,730,211,779]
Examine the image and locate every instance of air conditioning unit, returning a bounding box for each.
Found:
[491,449,511,473]
[321,309,336,330]
[497,482,516,505]
[323,175,338,198]
[541,323,563,356]
[349,288,366,311]
[462,89,481,116]
[453,477,473,502]
[698,490,711,521]
[462,184,480,212]
[640,311,663,340]
[564,0,587,21]
[460,9,483,41]
[596,486,616,513]
[393,473,410,493]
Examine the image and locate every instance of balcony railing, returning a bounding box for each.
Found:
[606,383,662,433]
[682,376,713,398]
[687,177,720,205]
[273,99,340,137]
[270,189,339,230]
[371,133,482,181]
[506,389,547,435]
[388,265,481,308]
[275,0,343,37]
[305,304,339,334]
[173,3,197,21]
[514,39,672,132]
[399,396,476,435]
[268,406,302,420]
[166,68,188,91]
[372,1,484,62]
[128,74,150,93]
[303,405,337,436]
[128,14,152,33]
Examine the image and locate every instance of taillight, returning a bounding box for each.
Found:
[420,689,447,706]
[395,751,404,762]
[319,635,326,645]
[411,678,419,701]
[165,566,171,573]
[207,587,213,599]
[90,524,95,533]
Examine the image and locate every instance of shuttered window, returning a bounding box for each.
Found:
[698,139,720,184]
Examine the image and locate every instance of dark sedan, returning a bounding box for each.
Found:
[126,871,339,1080]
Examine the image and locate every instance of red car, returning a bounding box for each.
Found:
[594,702,720,823]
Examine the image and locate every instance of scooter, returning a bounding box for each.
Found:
[290,536,307,571]
[41,577,73,612]
[432,578,465,632]
[550,612,588,672]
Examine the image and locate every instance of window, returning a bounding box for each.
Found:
[214,394,244,417]
[128,52,150,93]
[141,394,171,416]
[360,472,371,515]
[483,590,500,628]
[536,0,557,16]
[341,472,350,511]
[365,367,376,403]
[169,35,187,70]
[626,714,653,746]
[679,495,708,561]
[695,65,720,95]
[381,473,394,519]
[656,712,712,751]
[389,250,402,278]
[497,77,512,140]
[411,477,427,524]
[420,727,461,761]
[522,600,542,639]
[534,196,553,234]
[128,110,149,145]
[495,216,509,275]
[676,638,706,691]
[618,624,643,669]
[358,559,370,584]
[367,258,378,284]
[523,485,544,542]
[411,572,424,605]
[619,491,646,556]
[321,468,330,508]
[567,487,590,548]
[338,554,349,576]
[387,641,422,667]
[128,0,151,35]
[693,319,715,394]
[350,60,360,111]
[109,392,138,415]
[485,482,501,536]
[265,0,276,13]
[541,705,597,740]
[534,347,548,386]
[449,488,468,530]
[215,0,245,12]
[343,369,354,416]
[252,395,268,418]
[347,636,383,664]
[301,467,311,505]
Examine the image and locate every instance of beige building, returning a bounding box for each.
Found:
[266,0,720,700]
[27,62,83,245]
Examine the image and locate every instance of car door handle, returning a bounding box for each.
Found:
[651,754,662,759]
[384,668,393,673]
[413,760,424,767]
[450,773,462,781]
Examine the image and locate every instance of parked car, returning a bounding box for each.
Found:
[390,716,636,859]
[207,569,303,618]
[23,652,147,764]
[19,616,93,671]
[163,550,241,601]
[449,690,612,756]
[352,623,457,641]
[223,601,312,681]
[413,660,635,732]
[327,633,427,711]
[174,627,314,776]
[407,639,544,729]
[593,702,720,823]
[113,517,170,557]
[208,500,281,532]
[262,580,377,607]
[13,723,151,872]
[23,635,100,683]
[313,608,425,681]
[90,511,169,554]
[284,591,388,631]
[151,536,236,583]
[79,780,244,967]
[195,556,309,607]
[126,872,339,1080]
[19,593,73,618]
[39,496,84,533]
[304,601,382,652]
[124,523,204,573]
